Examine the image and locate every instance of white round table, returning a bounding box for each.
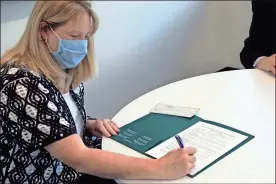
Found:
[102,69,275,183]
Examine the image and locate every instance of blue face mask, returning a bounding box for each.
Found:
[48,27,88,69]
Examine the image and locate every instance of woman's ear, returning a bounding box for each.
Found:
[39,21,49,41]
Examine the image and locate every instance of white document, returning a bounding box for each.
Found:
[145,121,248,176]
[150,103,200,118]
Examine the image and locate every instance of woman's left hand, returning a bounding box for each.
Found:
[87,119,120,137]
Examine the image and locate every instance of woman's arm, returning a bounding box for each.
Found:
[45,134,196,180]
[45,134,158,179]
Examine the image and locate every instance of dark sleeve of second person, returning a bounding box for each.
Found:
[240,0,276,69]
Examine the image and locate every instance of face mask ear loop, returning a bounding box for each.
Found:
[46,25,61,52]
[44,38,52,52]
[49,25,61,40]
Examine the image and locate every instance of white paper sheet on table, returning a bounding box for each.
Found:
[145,121,248,176]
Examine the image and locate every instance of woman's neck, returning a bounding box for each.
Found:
[56,69,74,94]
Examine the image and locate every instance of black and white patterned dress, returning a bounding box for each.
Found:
[0,65,101,184]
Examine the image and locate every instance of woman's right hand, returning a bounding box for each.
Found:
[155,147,197,180]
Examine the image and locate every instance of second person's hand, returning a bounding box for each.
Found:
[257,54,276,75]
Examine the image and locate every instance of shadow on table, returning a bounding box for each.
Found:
[216,67,240,73]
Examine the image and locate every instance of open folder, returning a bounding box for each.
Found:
[111,113,254,177]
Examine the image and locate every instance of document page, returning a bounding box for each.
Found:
[145,121,248,176]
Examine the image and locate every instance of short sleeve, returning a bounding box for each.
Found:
[0,75,77,152]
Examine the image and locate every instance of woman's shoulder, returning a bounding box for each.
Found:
[0,64,52,91]
[1,63,39,77]
[1,64,85,97]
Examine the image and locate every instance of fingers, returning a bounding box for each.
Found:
[103,119,117,136]
[189,162,195,169]
[188,155,196,173]
[269,56,275,67]
[92,130,103,138]
[270,54,275,65]
[188,155,197,163]
[271,66,276,75]
[97,121,111,137]
[171,148,179,153]
[93,119,120,138]
[110,121,120,132]
[183,147,197,155]
[87,119,97,124]
[272,61,276,67]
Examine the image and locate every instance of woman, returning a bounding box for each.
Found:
[0,1,196,184]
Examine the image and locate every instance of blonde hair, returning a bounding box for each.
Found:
[1,1,99,89]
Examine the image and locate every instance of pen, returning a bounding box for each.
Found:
[175,135,184,148]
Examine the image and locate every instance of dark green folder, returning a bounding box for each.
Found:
[111,113,254,177]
